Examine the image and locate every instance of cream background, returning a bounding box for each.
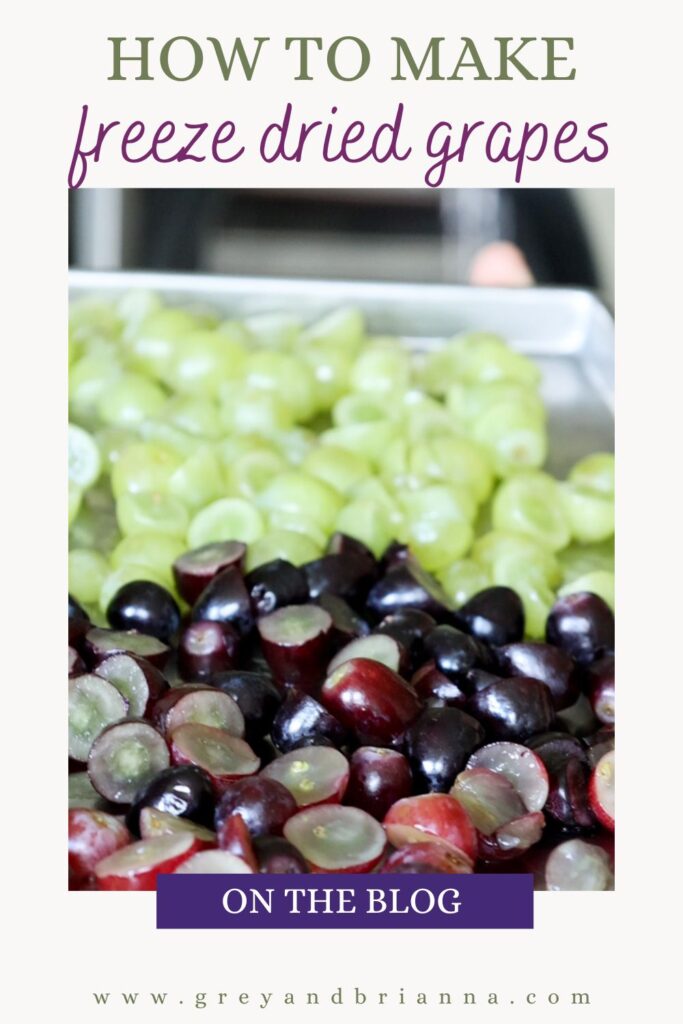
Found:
[4,0,681,1020]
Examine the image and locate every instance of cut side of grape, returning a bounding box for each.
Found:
[170,724,259,792]
[84,628,170,668]
[95,833,200,890]
[174,849,254,874]
[69,675,128,762]
[88,720,170,803]
[257,604,333,691]
[284,805,386,872]
[466,742,549,812]
[589,749,615,830]
[138,807,216,846]
[262,746,350,807]
[94,653,165,719]
[69,423,102,489]
[161,688,245,739]
[493,472,571,552]
[327,634,403,675]
[545,838,612,891]
[187,498,265,549]
[172,541,246,605]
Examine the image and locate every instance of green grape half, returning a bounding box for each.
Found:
[116,491,190,538]
[246,530,323,571]
[492,472,571,551]
[187,498,265,548]
[437,559,492,607]
[69,548,110,606]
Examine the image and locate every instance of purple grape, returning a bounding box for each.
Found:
[211,670,282,741]
[253,836,310,873]
[344,747,413,820]
[126,765,215,835]
[468,677,554,742]
[546,592,614,665]
[191,566,254,636]
[496,641,580,710]
[270,690,347,753]
[215,777,298,841]
[106,580,181,643]
[456,586,524,646]
[365,560,454,623]
[403,707,485,793]
[244,560,309,616]
[177,620,239,681]
[303,553,376,608]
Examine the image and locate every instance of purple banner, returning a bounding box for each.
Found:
[157,874,533,929]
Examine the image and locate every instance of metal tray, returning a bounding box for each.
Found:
[69,271,614,475]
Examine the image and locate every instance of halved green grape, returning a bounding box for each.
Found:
[437,559,492,607]
[117,491,190,539]
[68,298,122,343]
[332,393,394,428]
[111,442,183,499]
[402,393,459,442]
[125,307,199,379]
[69,484,83,527]
[164,397,223,439]
[379,438,415,491]
[70,487,121,553]
[267,511,328,549]
[471,402,548,477]
[116,289,163,340]
[302,445,371,496]
[319,421,397,466]
[95,427,138,472]
[568,452,615,497]
[68,424,102,490]
[258,472,343,531]
[402,518,474,573]
[335,499,394,558]
[459,380,546,426]
[69,548,110,606]
[164,330,248,398]
[349,340,411,396]
[301,307,365,352]
[559,571,615,612]
[215,434,274,471]
[187,498,264,549]
[351,478,404,527]
[472,530,562,588]
[168,446,224,511]
[99,563,174,615]
[301,343,354,409]
[243,312,302,349]
[96,373,167,429]
[560,482,615,544]
[453,332,542,387]
[246,530,322,571]
[270,428,317,466]
[111,533,186,577]
[493,472,571,552]
[136,420,199,458]
[225,448,288,500]
[399,483,478,527]
[220,389,295,435]
[512,575,556,640]
[558,538,614,581]
[408,436,495,504]
[244,350,317,422]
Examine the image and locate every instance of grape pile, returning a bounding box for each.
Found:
[68,292,615,890]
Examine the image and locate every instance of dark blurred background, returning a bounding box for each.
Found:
[69,189,614,308]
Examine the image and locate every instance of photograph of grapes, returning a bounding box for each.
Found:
[68,188,614,892]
